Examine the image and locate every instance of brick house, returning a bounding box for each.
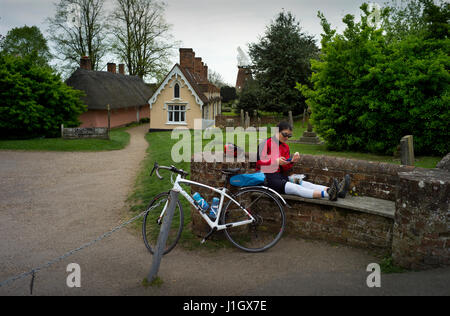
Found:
[148,48,221,131]
[66,57,153,128]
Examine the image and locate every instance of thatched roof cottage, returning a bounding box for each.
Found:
[66,57,153,128]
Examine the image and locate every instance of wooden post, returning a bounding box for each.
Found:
[107,104,111,140]
[61,124,64,139]
[400,135,415,166]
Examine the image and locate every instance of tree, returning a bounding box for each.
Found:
[0,54,87,138]
[382,0,449,42]
[110,0,177,81]
[236,79,265,115]
[220,86,237,104]
[0,18,6,51]
[248,11,319,115]
[208,69,227,88]
[1,26,52,66]
[299,3,449,156]
[47,0,108,73]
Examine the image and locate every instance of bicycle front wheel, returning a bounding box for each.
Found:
[142,192,184,255]
[221,188,286,253]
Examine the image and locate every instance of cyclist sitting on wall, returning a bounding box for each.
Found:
[256,121,350,201]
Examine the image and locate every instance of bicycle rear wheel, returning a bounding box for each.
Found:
[221,188,286,253]
[142,192,184,255]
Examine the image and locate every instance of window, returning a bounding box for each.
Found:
[168,105,186,123]
[174,83,180,99]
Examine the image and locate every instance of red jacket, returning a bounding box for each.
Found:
[256,137,293,174]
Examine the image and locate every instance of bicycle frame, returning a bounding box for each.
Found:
[158,174,256,231]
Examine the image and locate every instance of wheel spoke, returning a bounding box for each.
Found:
[222,188,285,252]
[142,193,184,255]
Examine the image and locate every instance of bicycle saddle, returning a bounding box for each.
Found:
[221,168,242,175]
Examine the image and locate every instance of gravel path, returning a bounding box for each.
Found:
[1,125,449,296]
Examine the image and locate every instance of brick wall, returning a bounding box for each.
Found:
[286,202,393,256]
[292,154,419,201]
[190,153,450,269]
[392,168,450,270]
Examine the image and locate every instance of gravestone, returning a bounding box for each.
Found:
[296,122,323,145]
[225,119,235,128]
[400,135,415,166]
[436,153,450,171]
[288,111,294,129]
[240,110,245,127]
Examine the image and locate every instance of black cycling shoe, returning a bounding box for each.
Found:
[338,174,351,199]
[327,179,339,201]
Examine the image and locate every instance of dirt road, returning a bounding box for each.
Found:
[1,125,449,296]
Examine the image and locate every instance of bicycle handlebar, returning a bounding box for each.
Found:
[150,162,189,180]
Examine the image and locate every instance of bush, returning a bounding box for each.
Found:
[0,54,86,139]
[299,4,449,156]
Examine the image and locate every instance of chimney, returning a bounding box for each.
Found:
[80,56,92,70]
[203,64,208,82]
[107,63,117,74]
[194,57,203,80]
[179,48,195,73]
[119,64,125,75]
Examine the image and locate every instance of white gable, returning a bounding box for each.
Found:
[148,65,204,109]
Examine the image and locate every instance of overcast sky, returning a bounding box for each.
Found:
[0,0,376,84]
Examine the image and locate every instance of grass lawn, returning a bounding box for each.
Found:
[0,127,131,152]
[287,121,441,169]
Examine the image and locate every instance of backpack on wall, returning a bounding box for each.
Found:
[229,172,266,187]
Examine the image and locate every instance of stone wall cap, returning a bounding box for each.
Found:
[398,168,450,183]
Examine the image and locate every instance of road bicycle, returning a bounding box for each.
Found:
[142,162,287,254]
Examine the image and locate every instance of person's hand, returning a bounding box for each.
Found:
[277,157,290,166]
[292,152,300,163]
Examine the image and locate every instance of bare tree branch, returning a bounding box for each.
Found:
[109,0,178,81]
[47,0,108,74]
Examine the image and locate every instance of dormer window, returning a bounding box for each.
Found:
[174,83,180,98]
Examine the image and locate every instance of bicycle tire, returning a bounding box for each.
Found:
[142,192,184,255]
[221,187,286,253]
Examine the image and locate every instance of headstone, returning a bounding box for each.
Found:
[302,109,306,128]
[400,135,415,166]
[245,112,250,128]
[295,113,323,145]
[288,111,294,129]
[436,153,450,171]
[226,119,235,128]
[240,110,245,127]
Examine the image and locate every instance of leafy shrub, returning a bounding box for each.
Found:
[299,4,449,155]
[0,54,86,138]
